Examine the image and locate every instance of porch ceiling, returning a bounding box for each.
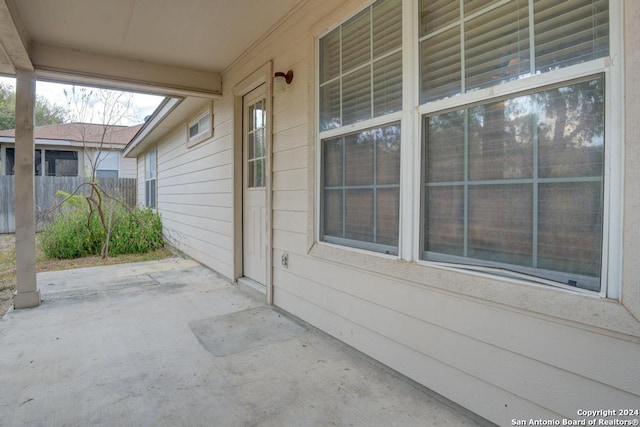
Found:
[0,0,303,95]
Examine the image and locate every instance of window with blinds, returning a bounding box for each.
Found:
[420,0,610,291]
[419,0,609,103]
[319,0,402,131]
[319,0,402,254]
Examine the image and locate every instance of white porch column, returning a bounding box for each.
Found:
[13,69,40,309]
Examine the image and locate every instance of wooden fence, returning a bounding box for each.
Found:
[0,176,137,233]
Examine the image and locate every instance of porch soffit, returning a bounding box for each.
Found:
[1,0,303,96]
[0,0,32,73]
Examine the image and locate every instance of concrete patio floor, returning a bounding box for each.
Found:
[0,257,491,427]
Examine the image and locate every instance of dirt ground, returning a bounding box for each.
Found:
[0,234,16,316]
[0,234,172,318]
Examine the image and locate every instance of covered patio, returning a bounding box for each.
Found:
[0,258,486,426]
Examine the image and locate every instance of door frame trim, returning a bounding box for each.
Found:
[233,61,274,304]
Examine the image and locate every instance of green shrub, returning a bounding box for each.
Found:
[106,206,163,256]
[40,207,104,259]
[40,200,163,259]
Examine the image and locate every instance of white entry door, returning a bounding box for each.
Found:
[242,85,267,286]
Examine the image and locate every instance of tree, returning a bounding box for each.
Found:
[64,86,134,179]
[0,83,17,130]
[63,86,136,258]
[0,82,67,130]
[35,95,67,126]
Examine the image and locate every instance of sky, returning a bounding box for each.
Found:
[0,75,164,126]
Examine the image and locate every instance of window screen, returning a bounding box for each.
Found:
[322,123,401,254]
[423,77,605,291]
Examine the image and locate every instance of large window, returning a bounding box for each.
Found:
[319,0,402,254]
[424,78,604,290]
[419,0,609,292]
[145,149,156,209]
[5,148,78,176]
[318,0,614,294]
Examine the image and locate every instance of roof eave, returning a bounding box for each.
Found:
[124,97,182,158]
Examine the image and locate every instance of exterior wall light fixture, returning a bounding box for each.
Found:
[274,70,294,92]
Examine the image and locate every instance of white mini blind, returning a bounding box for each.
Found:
[534,0,609,72]
[319,0,402,131]
[419,0,609,103]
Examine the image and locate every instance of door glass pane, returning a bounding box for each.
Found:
[255,129,265,158]
[248,133,255,159]
[247,97,266,188]
[255,159,264,188]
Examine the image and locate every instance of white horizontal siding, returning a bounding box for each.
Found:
[145,0,640,424]
[152,111,235,279]
[273,287,561,422]
[119,155,137,179]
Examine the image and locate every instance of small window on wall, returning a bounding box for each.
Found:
[187,110,212,148]
[145,149,157,209]
[95,151,119,178]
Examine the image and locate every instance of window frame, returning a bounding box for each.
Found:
[187,108,213,148]
[144,148,157,209]
[94,150,120,178]
[316,0,405,256]
[4,147,80,177]
[313,0,622,299]
[413,2,621,298]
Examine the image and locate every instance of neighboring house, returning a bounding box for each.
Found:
[0,122,140,178]
[123,0,640,423]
